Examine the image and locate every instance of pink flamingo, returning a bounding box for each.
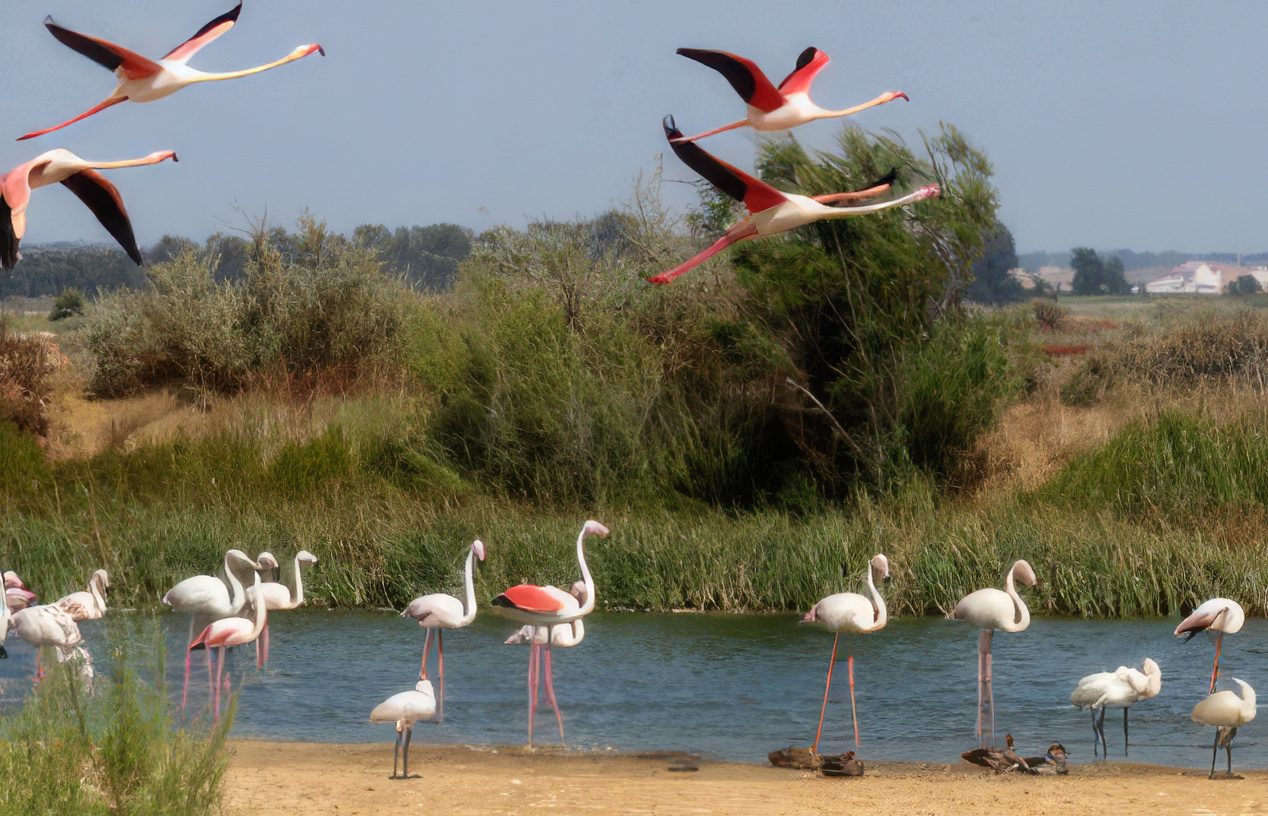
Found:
[400,540,485,723]
[8,604,93,683]
[1175,597,1245,694]
[55,569,110,621]
[1,149,177,270]
[505,581,587,731]
[187,570,268,720]
[671,47,906,143]
[20,2,324,141]
[491,521,608,747]
[650,115,939,284]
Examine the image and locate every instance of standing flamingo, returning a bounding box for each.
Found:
[55,569,110,621]
[651,115,939,284]
[187,570,268,720]
[243,550,318,667]
[490,520,608,748]
[801,554,890,751]
[505,581,587,733]
[1175,597,1244,694]
[401,540,485,724]
[1,148,178,270]
[1192,678,1256,778]
[370,677,437,780]
[950,559,1038,747]
[19,3,324,141]
[8,604,93,683]
[1070,658,1161,757]
[671,47,907,143]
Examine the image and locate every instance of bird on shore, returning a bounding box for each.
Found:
[187,570,269,721]
[0,149,177,271]
[55,569,110,622]
[671,47,906,143]
[962,733,1036,774]
[491,520,608,748]
[19,3,324,140]
[1071,658,1161,757]
[1175,597,1244,694]
[801,553,890,751]
[950,560,1038,747]
[401,539,485,724]
[1192,678,1256,778]
[243,550,318,667]
[370,677,437,780]
[651,115,939,285]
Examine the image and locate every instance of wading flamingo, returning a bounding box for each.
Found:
[651,115,939,284]
[671,47,906,143]
[4,571,37,612]
[187,570,268,720]
[401,540,485,723]
[491,520,608,748]
[1176,597,1244,693]
[370,677,437,780]
[801,554,890,751]
[20,3,324,140]
[55,569,110,622]
[8,603,93,683]
[1192,678,1256,778]
[505,581,587,733]
[1,149,176,270]
[1071,658,1161,757]
[0,585,10,659]
[243,550,318,667]
[950,559,1038,747]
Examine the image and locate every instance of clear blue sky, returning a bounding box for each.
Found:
[2,0,1265,254]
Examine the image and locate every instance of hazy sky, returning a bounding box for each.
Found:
[2,1,1265,254]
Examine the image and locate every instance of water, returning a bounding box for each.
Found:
[2,610,1265,770]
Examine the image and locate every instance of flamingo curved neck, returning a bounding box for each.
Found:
[1002,568,1029,631]
[191,52,311,83]
[90,575,107,613]
[459,547,478,626]
[287,554,306,607]
[865,567,887,628]
[247,573,267,641]
[575,531,595,618]
[224,552,248,612]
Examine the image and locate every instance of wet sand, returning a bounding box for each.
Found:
[225,740,1268,816]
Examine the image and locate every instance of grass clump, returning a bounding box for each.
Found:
[0,318,55,436]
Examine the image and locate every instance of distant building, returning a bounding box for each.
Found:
[1144,261,1268,294]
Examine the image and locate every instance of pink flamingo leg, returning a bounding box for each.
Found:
[437,630,445,724]
[977,629,995,747]
[542,630,565,746]
[812,633,838,752]
[214,647,225,721]
[258,623,269,670]
[848,655,859,748]
[182,646,194,709]
[527,642,540,748]
[419,628,433,680]
[646,227,755,285]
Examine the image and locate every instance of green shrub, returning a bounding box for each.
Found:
[49,287,86,320]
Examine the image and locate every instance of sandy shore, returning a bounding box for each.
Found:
[224,740,1268,816]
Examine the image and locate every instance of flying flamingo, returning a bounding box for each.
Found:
[0,148,178,271]
[950,559,1038,747]
[187,570,269,720]
[1191,678,1256,778]
[55,569,110,622]
[370,677,437,780]
[242,549,318,667]
[801,554,890,751]
[1175,597,1244,694]
[1070,658,1161,757]
[19,3,324,141]
[4,570,38,612]
[491,520,608,748]
[401,540,485,724]
[650,115,939,284]
[671,47,907,143]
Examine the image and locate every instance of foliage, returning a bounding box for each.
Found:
[1071,247,1130,295]
[1228,274,1263,296]
[1031,298,1067,330]
[0,318,55,436]
[0,245,145,298]
[353,222,473,290]
[49,287,87,321]
[965,226,1025,304]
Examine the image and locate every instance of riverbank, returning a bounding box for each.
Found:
[223,740,1265,816]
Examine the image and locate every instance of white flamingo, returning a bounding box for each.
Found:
[55,569,110,621]
[1175,597,1245,694]
[1192,678,1256,778]
[5,570,38,612]
[801,553,890,751]
[370,678,437,780]
[8,604,93,683]
[243,550,318,667]
[1071,658,1161,757]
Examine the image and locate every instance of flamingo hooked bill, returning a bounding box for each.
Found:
[0,149,177,270]
[19,3,324,141]
[650,115,939,285]
[671,47,907,144]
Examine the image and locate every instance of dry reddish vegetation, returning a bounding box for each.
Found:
[0,321,57,437]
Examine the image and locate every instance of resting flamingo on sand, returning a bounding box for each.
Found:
[1192,678,1256,778]
[671,47,906,143]
[801,554,890,751]
[491,520,608,748]
[20,2,324,141]
[650,115,939,284]
[401,540,485,723]
[56,569,110,622]
[1175,597,1244,694]
[370,677,437,780]
[1,149,177,270]
[243,549,318,668]
[1071,658,1161,757]
[187,570,268,720]
[950,559,1038,747]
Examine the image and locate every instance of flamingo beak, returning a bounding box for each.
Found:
[891,91,909,103]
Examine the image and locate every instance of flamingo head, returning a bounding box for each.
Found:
[3,571,23,590]
[148,151,178,164]
[256,552,280,571]
[227,549,262,570]
[915,184,942,202]
[471,540,486,561]
[884,91,909,104]
[1142,657,1160,677]
[1011,559,1038,588]
[582,520,610,538]
[569,580,587,604]
[296,44,325,59]
[870,554,891,584]
[800,603,818,623]
[93,569,110,588]
[296,550,319,565]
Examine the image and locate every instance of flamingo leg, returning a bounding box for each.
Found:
[1227,733,1234,776]
[1089,709,1099,758]
[847,655,859,749]
[391,727,402,779]
[420,628,433,681]
[214,647,225,721]
[542,630,565,746]
[646,229,754,285]
[182,646,194,710]
[1097,707,1107,758]
[1210,729,1220,779]
[527,642,539,748]
[669,118,747,144]
[437,630,445,725]
[1210,631,1223,694]
[259,623,269,670]
[977,629,994,747]
[812,633,838,753]
[1123,708,1129,757]
[402,725,416,779]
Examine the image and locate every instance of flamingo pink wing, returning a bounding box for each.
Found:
[663,116,786,213]
[494,585,567,613]
[164,3,242,62]
[776,47,830,96]
[676,48,785,113]
[44,18,161,79]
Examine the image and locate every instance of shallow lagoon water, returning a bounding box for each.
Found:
[3,611,1265,769]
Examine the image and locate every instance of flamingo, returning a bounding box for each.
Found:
[370,677,437,780]
[671,47,907,143]
[4,570,38,612]
[187,570,268,720]
[0,584,10,659]
[504,581,587,646]
[1070,658,1161,757]
[1191,678,1256,778]
[242,550,318,668]
[0,148,178,271]
[19,3,324,141]
[490,520,608,747]
[950,559,1038,747]
[801,553,890,751]
[55,569,110,621]
[1175,597,1244,694]
[401,540,485,724]
[650,115,939,284]
[8,603,93,683]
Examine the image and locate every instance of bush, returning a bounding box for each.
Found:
[1032,298,1067,331]
[0,318,55,436]
[49,287,86,320]
[1228,274,1263,296]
